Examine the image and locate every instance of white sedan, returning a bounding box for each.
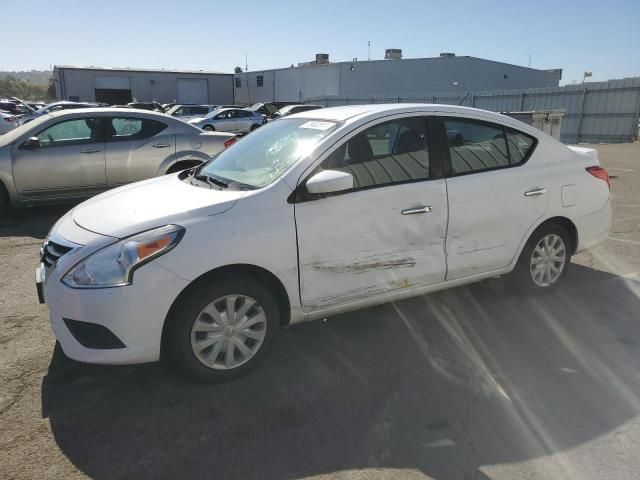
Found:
[38,104,611,382]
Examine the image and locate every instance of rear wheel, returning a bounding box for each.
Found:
[167,276,280,382]
[202,125,215,132]
[512,223,571,294]
[250,124,259,132]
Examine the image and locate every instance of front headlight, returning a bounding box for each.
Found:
[62,225,185,289]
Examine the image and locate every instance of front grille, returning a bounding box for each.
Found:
[41,240,74,271]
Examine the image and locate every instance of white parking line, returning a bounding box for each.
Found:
[613,215,640,224]
[608,237,640,245]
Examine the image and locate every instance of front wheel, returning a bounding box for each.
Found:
[0,183,11,220]
[167,276,280,382]
[202,125,215,132]
[512,223,571,294]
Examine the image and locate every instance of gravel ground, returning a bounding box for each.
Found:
[0,143,639,480]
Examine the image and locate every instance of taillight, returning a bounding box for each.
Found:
[223,137,237,149]
[586,166,610,190]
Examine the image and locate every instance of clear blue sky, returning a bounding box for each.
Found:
[4,0,638,85]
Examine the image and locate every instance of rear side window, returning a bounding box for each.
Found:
[109,117,167,141]
[506,128,536,164]
[321,117,430,190]
[444,119,509,174]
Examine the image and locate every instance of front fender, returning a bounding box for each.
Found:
[0,145,18,203]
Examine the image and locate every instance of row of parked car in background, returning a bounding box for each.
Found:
[0,97,322,135]
[0,97,323,214]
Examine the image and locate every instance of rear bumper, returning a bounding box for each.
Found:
[574,196,612,253]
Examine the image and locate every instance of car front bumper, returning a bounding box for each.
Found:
[41,253,189,365]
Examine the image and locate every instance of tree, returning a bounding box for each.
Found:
[234,66,243,73]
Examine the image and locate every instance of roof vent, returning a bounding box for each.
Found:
[440,52,456,58]
[315,53,329,64]
[385,49,402,60]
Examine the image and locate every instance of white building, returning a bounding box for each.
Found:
[54,66,234,105]
[234,52,562,104]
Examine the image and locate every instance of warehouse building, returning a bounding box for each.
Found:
[234,51,562,103]
[53,66,234,105]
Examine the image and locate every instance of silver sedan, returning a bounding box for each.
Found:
[188,108,266,133]
[0,108,235,214]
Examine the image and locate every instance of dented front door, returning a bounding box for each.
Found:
[296,180,448,310]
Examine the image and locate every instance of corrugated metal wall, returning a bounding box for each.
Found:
[307,77,640,144]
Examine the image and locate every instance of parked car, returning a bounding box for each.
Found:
[248,102,280,119]
[165,104,218,121]
[188,108,265,133]
[0,99,33,115]
[273,104,323,118]
[127,101,164,112]
[0,107,236,213]
[17,101,101,124]
[0,111,19,135]
[36,104,612,382]
[27,101,47,110]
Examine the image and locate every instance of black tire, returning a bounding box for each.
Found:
[511,222,571,295]
[167,275,280,382]
[250,124,259,131]
[0,182,11,220]
[166,161,201,175]
[202,125,215,131]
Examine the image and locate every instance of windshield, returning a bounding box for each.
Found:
[199,118,339,188]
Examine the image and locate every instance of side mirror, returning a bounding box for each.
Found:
[306,170,353,195]
[22,136,41,150]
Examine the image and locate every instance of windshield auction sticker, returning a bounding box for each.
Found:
[299,121,335,130]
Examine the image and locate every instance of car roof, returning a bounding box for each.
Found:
[287,103,529,127]
[46,107,170,118]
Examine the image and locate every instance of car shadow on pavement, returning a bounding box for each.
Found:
[0,205,73,239]
[41,264,640,479]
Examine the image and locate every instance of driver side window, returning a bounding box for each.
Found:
[36,117,104,148]
[318,117,430,191]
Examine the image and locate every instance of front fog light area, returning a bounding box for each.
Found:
[62,225,184,288]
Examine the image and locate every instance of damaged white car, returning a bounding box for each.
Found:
[38,104,611,382]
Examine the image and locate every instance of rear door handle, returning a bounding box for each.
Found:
[80,149,101,154]
[524,187,547,197]
[401,206,433,215]
[153,143,171,148]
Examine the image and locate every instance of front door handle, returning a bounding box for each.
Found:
[80,149,101,154]
[153,143,171,148]
[524,187,547,197]
[401,206,433,215]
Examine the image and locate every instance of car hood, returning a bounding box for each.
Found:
[72,174,247,238]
